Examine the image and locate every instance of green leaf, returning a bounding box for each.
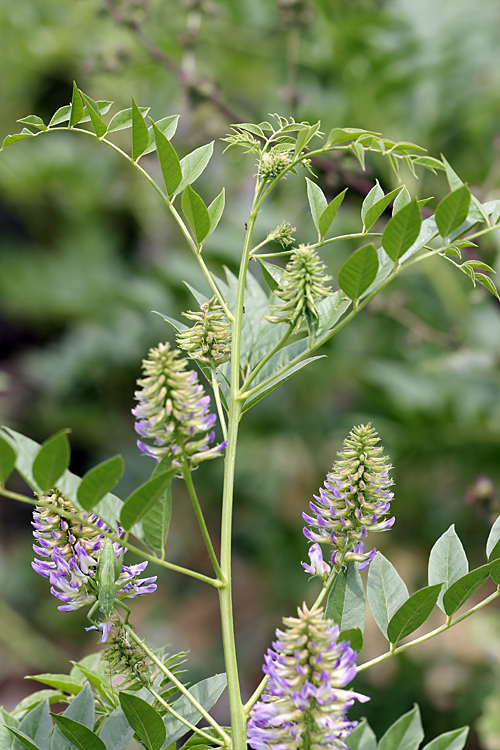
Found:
[435,186,471,238]
[131,96,150,161]
[351,141,365,170]
[361,181,383,226]
[119,693,165,750]
[162,675,227,747]
[338,627,363,652]
[16,700,52,750]
[177,143,214,193]
[32,429,71,492]
[48,105,72,127]
[2,132,35,149]
[382,199,422,263]
[422,727,469,750]
[182,186,211,245]
[143,115,180,156]
[367,552,409,639]
[206,188,225,239]
[393,187,411,213]
[475,273,500,300]
[318,189,348,238]
[80,92,107,139]
[325,562,365,636]
[26,674,83,694]
[257,260,283,293]
[388,584,442,644]
[6,729,41,750]
[0,434,17,485]
[428,525,469,612]
[17,115,46,131]
[305,177,327,234]
[347,719,377,750]
[338,244,378,302]
[11,690,66,716]
[242,356,325,413]
[69,82,84,128]
[153,123,182,196]
[107,107,151,133]
[327,128,380,146]
[486,515,500,558]
[120,470,176,530]
[378,705,424,750]
[142,481,172,551]
[364,187,402,231]
[50,717,105,750]
[99,707,134,750]
[442,563,493,617]
[50,683,95,750]
[77,456,124,511]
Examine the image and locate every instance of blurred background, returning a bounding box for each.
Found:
[1,0,500,746]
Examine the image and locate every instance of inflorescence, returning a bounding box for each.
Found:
[247,604,368,750]
[132,342,227,466]
[303,424,394,579]
[176,297,232,367]
[31,490,156,639]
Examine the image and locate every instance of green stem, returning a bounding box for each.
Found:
[150,687,226,746]
[182,464,225,582]
[241,323,293,391]
[1,488,222,587]
[211,368,228,441]
[357,588,500,672]
[123,622,231,744]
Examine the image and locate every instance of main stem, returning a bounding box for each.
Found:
[218,184,262,750]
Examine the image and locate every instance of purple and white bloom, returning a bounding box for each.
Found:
[303,424,394,575]
[247,604,369,750]
[32,490,157,638]
[132,342,227,466]
[302,543,331,580]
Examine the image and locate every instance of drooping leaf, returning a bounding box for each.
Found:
[305,177,327,234]
[77,456,124,511]
[119,693,166,750]
[0,435,17,485]
[177,143,214,193]
[99,707,135,750]
[162,674,227,748]
[182,185,211,245]
[131,96,150,161]
[51,717,106,750]
[318,189,348,238]
[338,244,378,302]
[366,552,409,639]
[435,186,471,238]
[142,481,172,551]
[378,705,424,750]
[442,564,493,617]
[107,107,151,133]
[387,584,442,645]
[347,719,377,750]
[120,470,176,530]
[80,92,107,139]
[428,525,469,612]
[422,727,469,750]
[382,200,422,262]
[153,123,182,196]
[2,132,36,149]
[69,82,84,128]
[32,429,71,492]
[325,562,365,636]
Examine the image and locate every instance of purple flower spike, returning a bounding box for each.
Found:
[32,490,157,641]
[303,424,394,576]
[132,342,226,466]
[247,605,369,750]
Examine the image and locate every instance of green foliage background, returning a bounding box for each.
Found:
[1,0,500,746]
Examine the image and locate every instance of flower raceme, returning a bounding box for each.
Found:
[247,604,368,750]
[31,490,156,633]
[303,424,395,578]
[132,342,227,466]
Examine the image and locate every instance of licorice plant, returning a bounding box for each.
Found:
[1,88,500,750]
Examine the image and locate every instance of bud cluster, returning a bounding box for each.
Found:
[267,244,332,331]
[303,424,394,577]
[132,342,227,466]
[258,150,291,182]
[247,604,368,750]
[176,297,231,367]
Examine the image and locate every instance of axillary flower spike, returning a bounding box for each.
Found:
[132,342,227,466]
[31,490,157,640]
[303,424,395,577]
[247,604,368,750]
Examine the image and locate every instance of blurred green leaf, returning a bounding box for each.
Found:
[69,82,84,128]
[0,435,17,485]
[347,719,376,750]
[378,705,423,750]
[422,727,469,750]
